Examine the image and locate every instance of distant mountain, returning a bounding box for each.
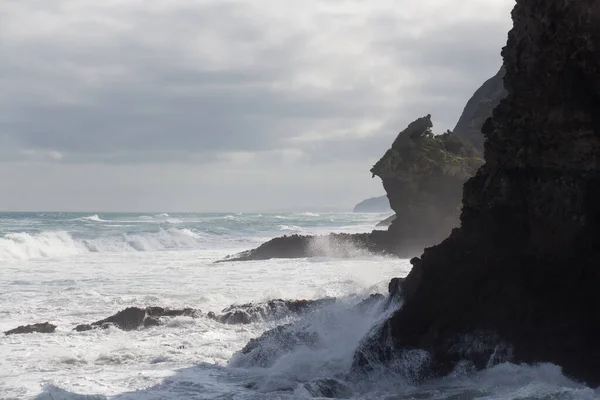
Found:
[352,196,391,213]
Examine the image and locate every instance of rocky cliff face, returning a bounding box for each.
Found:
[356,0,600,385]
[370,115,483,253]
[453,67,507,150]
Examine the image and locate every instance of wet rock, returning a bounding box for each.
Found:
[361,0,600,386]
[303,378,353,399]
[230,323,320,368]
[4,322,56,335]
[74,324,93,332]
[211,298,336,325]
[353,294,385,313]
[219,231,404,262]
[73,307,201,332]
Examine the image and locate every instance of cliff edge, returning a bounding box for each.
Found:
[355,0,600,385]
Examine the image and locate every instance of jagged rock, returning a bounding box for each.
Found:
[230,295,385,368]
[376,215,396,227]
[4,322,56,335]
[230,323,321,368]
[453,67,507,150]
[370,115,483,253]
[303,378,353,399]
[353,195,391,213]
[211,298,336,324]
[74,307,201,332]
[357,0,600,385]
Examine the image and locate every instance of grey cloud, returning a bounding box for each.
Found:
[0,0,512,166]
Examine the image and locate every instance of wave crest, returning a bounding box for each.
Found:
[0,228,206,262]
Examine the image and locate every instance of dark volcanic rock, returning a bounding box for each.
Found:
[358,0,600,385]
[220,232,402,262]
[231,323,321,368]
[4,322,56,335]
[74,307,201,332]
[212,298,336,325]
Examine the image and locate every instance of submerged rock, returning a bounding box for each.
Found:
[303,378,353,399]
[230,294,386,369]
[4,322,56,335]
[231,323,321,368]
[357,0,600,385]
[74,307,200,332]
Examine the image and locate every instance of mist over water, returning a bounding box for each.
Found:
[1,212,597,399]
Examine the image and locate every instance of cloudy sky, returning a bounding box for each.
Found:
[0,0,513,212]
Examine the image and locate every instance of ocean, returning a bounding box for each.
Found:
[0,212,598,399]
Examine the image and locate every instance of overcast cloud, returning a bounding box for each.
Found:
[0,0,513,212]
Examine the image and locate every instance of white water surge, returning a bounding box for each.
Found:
[0,212,597,399]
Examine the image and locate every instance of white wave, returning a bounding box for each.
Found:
[76,215,107,222]
[155,213,170,217]
[278,225,302,231]
[296,212,320,217]
[0,228,207,262]
[165,218,183,224]
[0,231,87,262]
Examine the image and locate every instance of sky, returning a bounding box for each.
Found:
[0,0,514,212]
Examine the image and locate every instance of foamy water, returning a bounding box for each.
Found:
[0,213,597,399]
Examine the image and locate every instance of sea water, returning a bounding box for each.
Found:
[0,212,598,399]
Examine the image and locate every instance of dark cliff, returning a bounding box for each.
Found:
[356,0,600,385]
[453,67,507,150]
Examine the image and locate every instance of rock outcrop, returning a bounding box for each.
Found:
[355,0,600,385]
[4,322,56,335]
[370,115,483,252]
[220,231,401,261]
[221,73,504,263]
[352,195,391,213]
[208,298,336,324]
[74,307,201,332]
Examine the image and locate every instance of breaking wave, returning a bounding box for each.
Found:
[75,215,107,222]
[0,228,206,262]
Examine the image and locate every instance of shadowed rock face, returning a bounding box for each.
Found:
[355,0,600,385]
[453,67,507,150]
